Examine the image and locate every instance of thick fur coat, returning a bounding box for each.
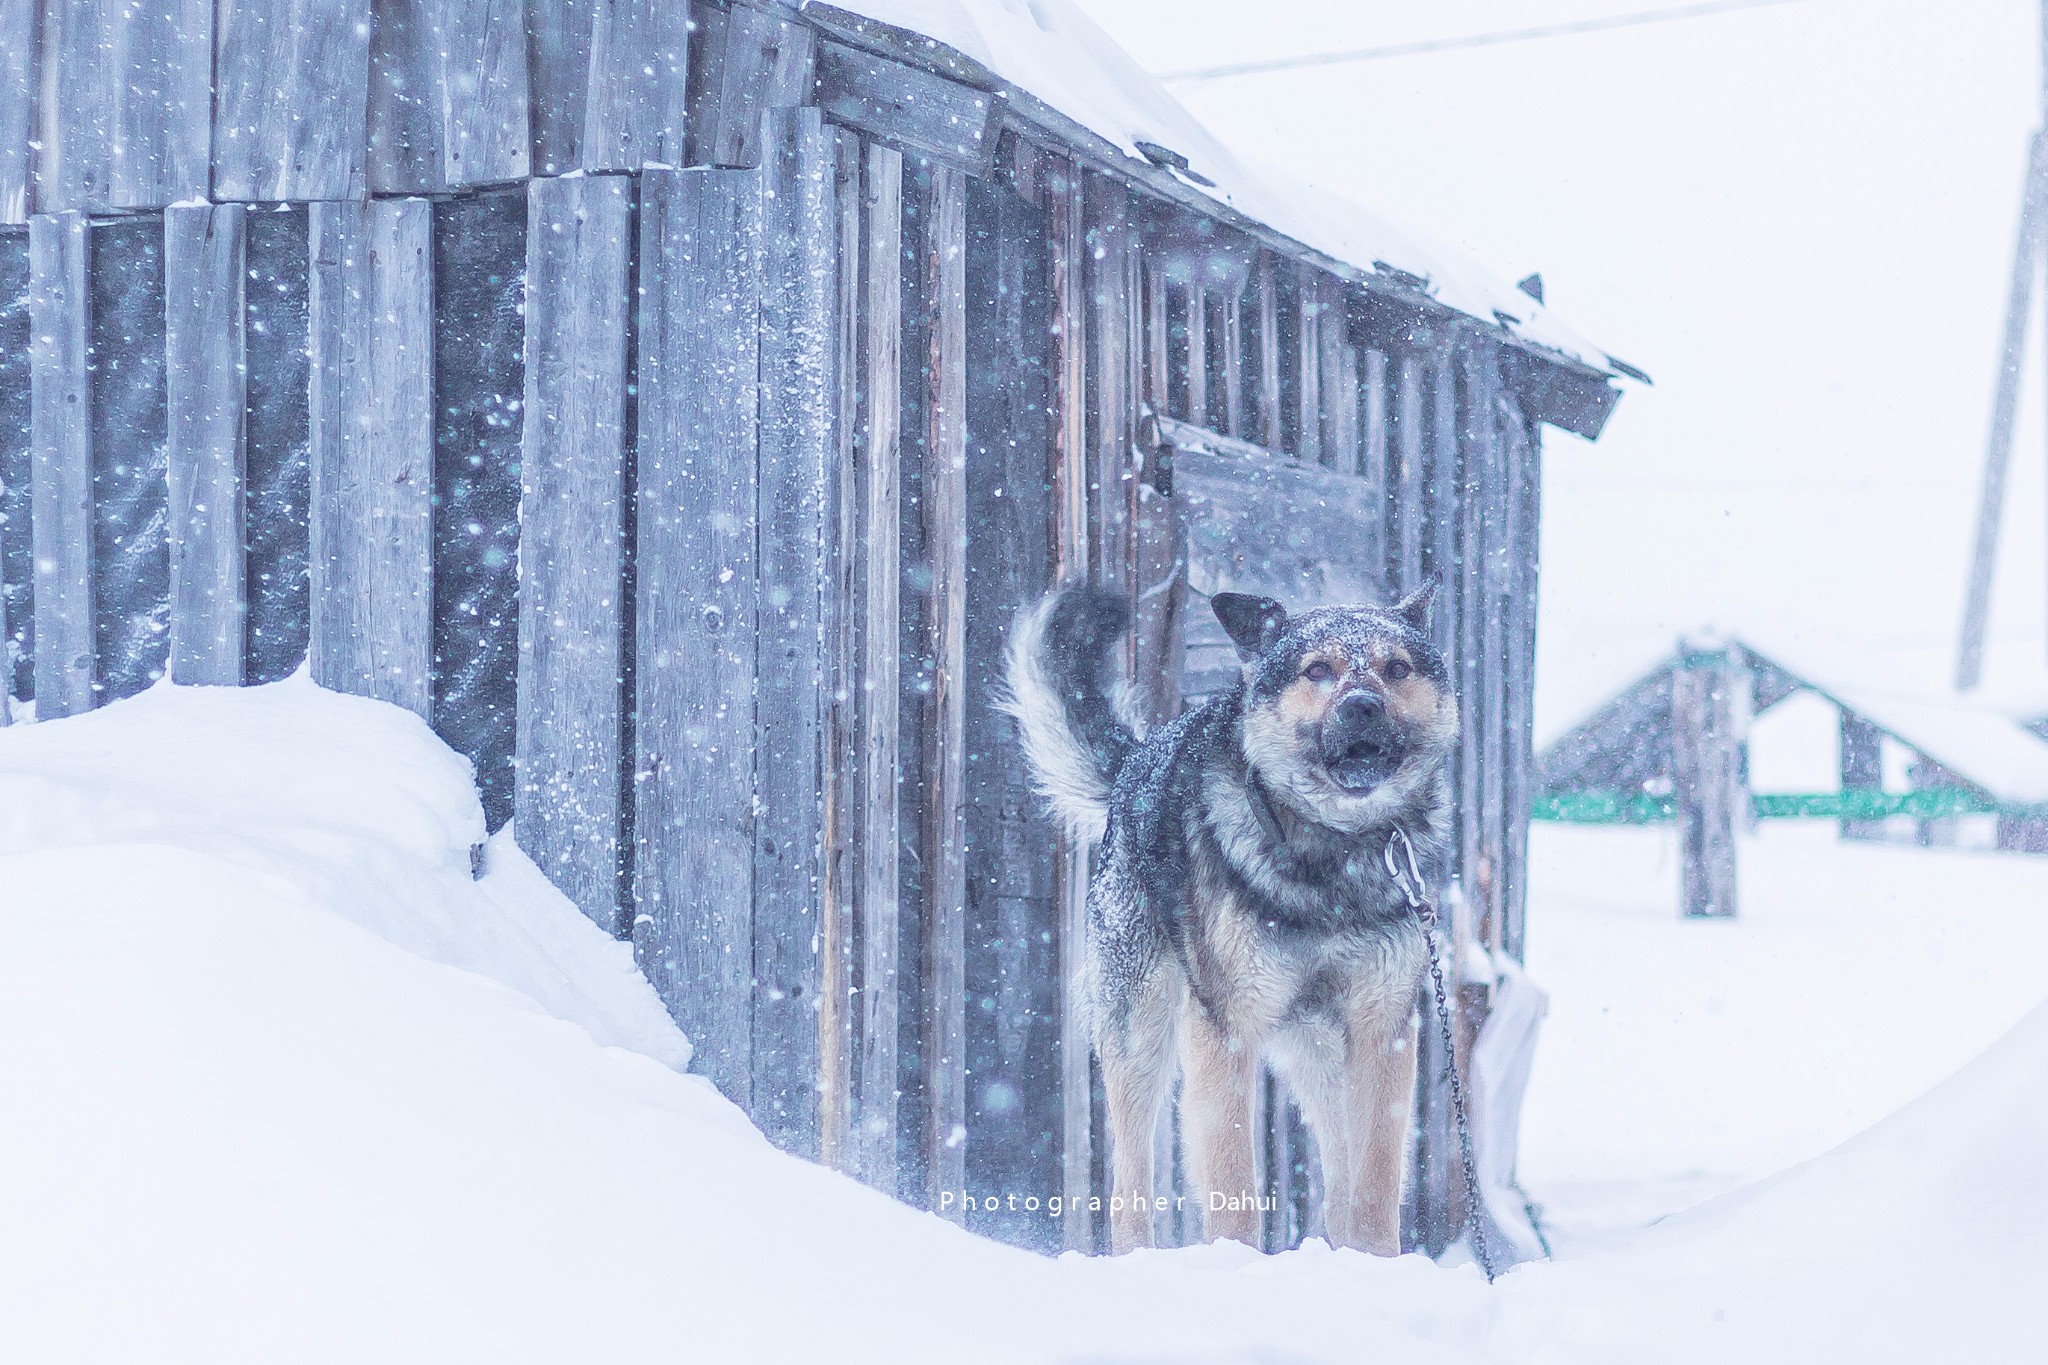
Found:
[1004,583,1457,1253]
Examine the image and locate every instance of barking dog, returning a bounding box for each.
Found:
[1004,583,1456,1254]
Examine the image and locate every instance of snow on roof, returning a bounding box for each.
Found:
[804,0,1631,381]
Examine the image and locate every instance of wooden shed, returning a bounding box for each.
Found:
[0,0,1634,1255]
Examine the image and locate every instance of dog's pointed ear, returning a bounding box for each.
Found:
[1211,592,1289,661]
[1393,580,1438,633]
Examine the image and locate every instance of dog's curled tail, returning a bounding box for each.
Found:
[1000,585,1140,846]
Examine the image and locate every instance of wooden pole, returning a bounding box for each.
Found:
[1672,638,1746,919]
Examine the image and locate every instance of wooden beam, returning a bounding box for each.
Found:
[368,0,532,193]
[164,204,247,687]
[26,211,90,717]
[1182,285,1208,429]
[1673,640,1745,919]
[632,164,762,1105]
[583,0,692,172]
[1083,174,1136,594]
[213,0,371,201]
[1392,350,1426,594]
[0,0,39,224]
[1295,266,1323,465]
[814,39,998,177]
[753,109,837,1159]
[687,2,817,169]
[307,199,435,717]
[515,173,634,934]
[1220,291,1245,441]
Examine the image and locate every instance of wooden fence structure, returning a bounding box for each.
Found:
[0,0,1627,1255]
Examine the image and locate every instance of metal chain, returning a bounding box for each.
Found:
[1385,828,1503,1283]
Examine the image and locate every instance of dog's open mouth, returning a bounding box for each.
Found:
[1323,734,1399,793]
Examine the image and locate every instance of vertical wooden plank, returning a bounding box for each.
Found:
[1034,153,1096,1251]
[917,163,969,1210]
[242,207,312,684]
[633,163,761,1106]
[1256,252,1282,452]
[308,199,435,717]
[1360,346,1389,487]
[430,191,526,832]
[1083,175,1134,594]
[1392,350,1425,594]
[686,3,817,169]
[753,109,837,1160]
[584,0,692,172]
[851,140,903,1189]
[164,204,247,687]
[1182,285,1207,428]
[37,0,211,211]
[0,230,30,712]
[819,129,864,1175]
[962,176,1059,1249]
[1673,640,1744,919]
[1295,266,1323,465]
[213,0,372,202]
[26,211,89,717]
[528,0,595,176]
[516,173,633,934]
[1502,406,1540,962]
[369,0,533,194]
[1317,279,1357,470]
[1220,290,1244,439]
[0,0,41,224]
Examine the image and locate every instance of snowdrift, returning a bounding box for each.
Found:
[0,679,2040,1363]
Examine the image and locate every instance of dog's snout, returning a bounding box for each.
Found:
[1336,689,1384,726]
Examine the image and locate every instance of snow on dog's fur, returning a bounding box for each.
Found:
[1005,582,1456,1254]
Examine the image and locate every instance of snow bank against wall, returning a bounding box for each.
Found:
[2,680,2043,1363]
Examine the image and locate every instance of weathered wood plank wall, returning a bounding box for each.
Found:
[632,163,763,1106]
[516,172,634,933]
[753,108,838,1160]
[308,198,434,716]
[164,204,247,685]
[368,0,531,194]
[0,0,40,224]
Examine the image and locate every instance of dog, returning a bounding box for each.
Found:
[1003,582,1456,1254]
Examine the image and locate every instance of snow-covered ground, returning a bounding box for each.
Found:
[5,680,2046,1363]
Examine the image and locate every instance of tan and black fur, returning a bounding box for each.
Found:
[1003,583,1456,1254]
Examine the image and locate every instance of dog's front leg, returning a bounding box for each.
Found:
[1180,1005,1261,1247]
[1331,997,1419,1255]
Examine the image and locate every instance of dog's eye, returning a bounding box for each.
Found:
[1384,659,1412,682]
[1302,661,1334,684]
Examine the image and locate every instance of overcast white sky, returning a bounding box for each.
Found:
[1071,0,2048,737]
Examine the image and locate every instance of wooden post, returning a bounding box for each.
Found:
[632,164,762,1107]
[1499,398,1541,962]
[753,109,838,1161]
[1255,252,1281,452]
[1673,638,1746,919]
[308,198,435,717]
[1839,711,1885,842]
[27,210,91,718]
[515,174,633,933]
[685,4,816,169]
[0,228,24,719]
[164,203,248,686]
[1295,265,1323,465]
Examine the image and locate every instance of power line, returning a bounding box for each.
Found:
[1158,0,1808,85]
